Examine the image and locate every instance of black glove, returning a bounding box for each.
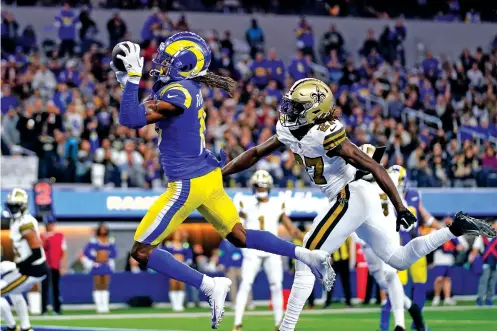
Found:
[396,209,417,232]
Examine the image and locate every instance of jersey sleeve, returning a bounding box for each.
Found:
[19,216,37,235]
[322,121,346,151]
[281,201,289,216]
[158,82,193,111]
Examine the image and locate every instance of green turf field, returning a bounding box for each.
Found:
[27,305,497,331]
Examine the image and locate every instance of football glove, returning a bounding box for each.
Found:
[110,61,128,89]
[396,209,417,232]
[116,41,144,83]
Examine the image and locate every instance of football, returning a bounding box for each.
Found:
[111,42,130,71]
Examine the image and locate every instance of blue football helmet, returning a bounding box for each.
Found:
[150,32,212,83]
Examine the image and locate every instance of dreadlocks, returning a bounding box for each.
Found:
[193,71,237,97]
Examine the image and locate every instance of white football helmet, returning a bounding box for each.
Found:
[249,170,273,199]
[5,188,29,218]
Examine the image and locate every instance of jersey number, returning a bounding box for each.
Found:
[258,216,265,230]
[294,154,328,185]
[198,107,206,153]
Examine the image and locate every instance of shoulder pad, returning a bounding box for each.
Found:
[321,121,346,151]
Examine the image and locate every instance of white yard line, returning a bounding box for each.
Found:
[31,305,496,321]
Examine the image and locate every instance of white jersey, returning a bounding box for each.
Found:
[276,120,356,199]
[9,214,46,267]
[238,197,286,235]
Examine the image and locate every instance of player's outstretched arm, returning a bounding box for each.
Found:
[222,135,284,177]
[328,138,406,213]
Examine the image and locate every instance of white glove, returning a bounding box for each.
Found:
[110,61,129,89]
[116,41,144,84]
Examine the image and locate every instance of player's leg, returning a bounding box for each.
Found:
[132,177,231,328]
[431,266,446,306]
[363,246,405,330]
[131,179,210,289]
[0,296,18,330]
[198,168,333,287]
[11,294,31,330]
[233,254,262,330]
[409,257,428,310]
[263,255,284,328]
[280,183,369,331]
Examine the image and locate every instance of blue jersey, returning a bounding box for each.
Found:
[152,79,220,181]
[400,188,421,245]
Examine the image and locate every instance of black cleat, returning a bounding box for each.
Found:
[407,303,426,331]
[6,326,20,331]
[393,326,405,331]
[449,212,497,238]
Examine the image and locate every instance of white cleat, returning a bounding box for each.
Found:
[207,277,232,329]
[302,250,336,292]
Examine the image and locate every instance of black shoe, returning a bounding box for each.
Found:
[6,326,20,331]
[449,212,497,238]
[393,326,405,331]
[407,303,426,331]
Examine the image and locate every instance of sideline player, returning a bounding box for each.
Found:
[356,144,427,331]
[222,78,496,331]
[1,188,48,331]
[233,170,304,331]
[113,33,333,328]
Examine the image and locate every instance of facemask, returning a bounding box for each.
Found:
[255,191,269,199]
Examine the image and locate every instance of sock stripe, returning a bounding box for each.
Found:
[305,185,349,250]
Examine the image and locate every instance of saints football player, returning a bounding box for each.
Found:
[1,189,48,331]
[222,78,496,331]
[233,170,304,331]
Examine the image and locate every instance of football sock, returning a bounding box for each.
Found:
[387,228,455,270]
[12,294,31,329]
[380,299,392,331]
[169,291,179,311]
[147,248,204,289]
[0,297,17,328]
[279,262,315,331]
[270,283,284,326]
[246,230,297,259]
[385,272,405,329]
[412,283,427,310]
[234,279,252,326]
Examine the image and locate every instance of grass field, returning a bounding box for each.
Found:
[19,304,497,331]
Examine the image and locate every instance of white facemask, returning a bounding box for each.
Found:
[255,191,269,199]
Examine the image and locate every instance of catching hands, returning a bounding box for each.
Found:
[396,209,417,232]
[110,61,129,89]
[116,41,144,83]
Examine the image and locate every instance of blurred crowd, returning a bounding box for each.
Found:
[4,0,497,22]
[1,5,497,189]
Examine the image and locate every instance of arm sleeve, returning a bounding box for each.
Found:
[119,82,147,129]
